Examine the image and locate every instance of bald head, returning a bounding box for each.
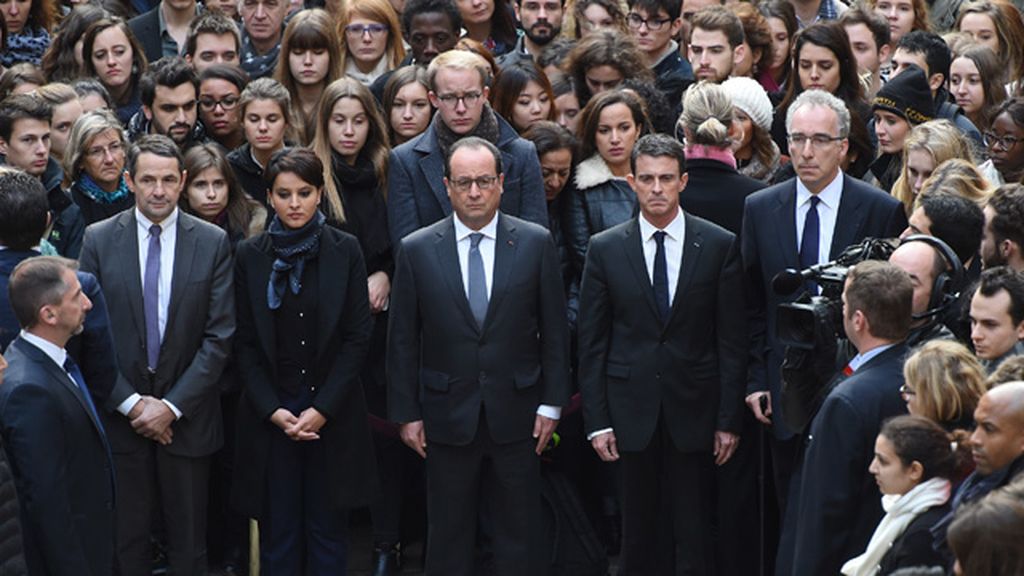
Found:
[971,381,1024,475]
[889,241,944,321]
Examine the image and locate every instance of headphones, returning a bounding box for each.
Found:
[900,234,964,320]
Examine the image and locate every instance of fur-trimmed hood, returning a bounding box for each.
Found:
[574,154,625,190]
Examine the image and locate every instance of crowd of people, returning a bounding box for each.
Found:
[1,0,1024,573]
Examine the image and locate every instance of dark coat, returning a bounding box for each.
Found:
[232,227,378,516]
[679,156,766,237]
[652,45,694,118]
[0,439,26,576]
[784,343,910,576]
[876,502,950,575]
[127,6,163,64]
[386,113,547,247]
[578,214,748,452]
[0,155,83,258]
[68,182,135,227]
[564,155,637,275]
[0,337,115,576]
[741,175,908,439]
[227,143,270,204]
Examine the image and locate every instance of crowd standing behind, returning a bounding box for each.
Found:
[4,0,1024,574]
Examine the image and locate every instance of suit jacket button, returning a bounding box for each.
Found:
[480,372,487,382]
[656,373,661,379]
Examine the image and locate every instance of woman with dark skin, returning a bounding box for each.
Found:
[982,98,1024,185]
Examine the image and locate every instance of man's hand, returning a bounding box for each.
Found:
[533,414,558,455]
[367,271,391,313]
[400,420,427,458]
[131,396,175,445]
[126,398,144,420]
[714,431,739,466]
[745,391,772,425]
[288,407,326,441]
[590,431,620,462]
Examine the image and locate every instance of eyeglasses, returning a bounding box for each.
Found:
[199,96,240,111]
[983,132,1023,150]
[345,23,389,37]
[899,384,916,397]
[627,13,673,31]
[451,175,498,192]
[787,133,845,150]
[85,141,125,159]
[435,91,483,108]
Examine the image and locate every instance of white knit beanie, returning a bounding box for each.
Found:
[721,77,774,133]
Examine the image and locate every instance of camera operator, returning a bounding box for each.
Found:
[780,260,913,576]
[969,266,1024,373]
[888,235,962,346]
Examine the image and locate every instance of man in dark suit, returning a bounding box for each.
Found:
[387,50,547,246]
[388,136,571,575]
[0,255,115,576]
[742,89,908,510]
[578,134,747,575]
[783,260,912,576]
[79,134,235,576]
[128,0,200,63]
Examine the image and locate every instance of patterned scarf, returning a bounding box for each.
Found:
[0,26,51,67]
[433,105,501,159]
[266,210,325,310]
[75,173,131,205]
[240,30,281,81]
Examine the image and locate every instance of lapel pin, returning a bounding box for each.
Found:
[507,240,514,246]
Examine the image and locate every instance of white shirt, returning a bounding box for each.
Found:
[452,213,561,421]
[638,208,686,305]
[847,343,894,373]
[19,331,79,392]
[795,170,843,266]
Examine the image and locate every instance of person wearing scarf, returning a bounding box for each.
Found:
[0,26,50,68]
[69,173,135,226]
[842,416,962,576]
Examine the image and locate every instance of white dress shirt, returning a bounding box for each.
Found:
[847,343,894,373]
[452,213,561,421]
[19,331,79,391]
[795,170,843,266]
[116,208,182,419]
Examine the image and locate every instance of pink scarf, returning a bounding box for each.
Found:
[685,144,738,170]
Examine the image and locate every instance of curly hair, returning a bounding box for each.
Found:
[987,184,1024,254]
[562,29,652,104]
[902,340,988,427]
[732,2,772,75]
[40,4,109,83]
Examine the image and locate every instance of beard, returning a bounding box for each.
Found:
[523,22,561,46]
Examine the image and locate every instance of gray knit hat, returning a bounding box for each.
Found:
[721,77,774,132]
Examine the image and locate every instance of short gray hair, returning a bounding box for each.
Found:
[785,89,851,138]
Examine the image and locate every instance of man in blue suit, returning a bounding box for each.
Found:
[741,90,907,516]
[387,50,548,246]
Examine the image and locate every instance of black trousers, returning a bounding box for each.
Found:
[619,416,715,576]
[424,413,540,576]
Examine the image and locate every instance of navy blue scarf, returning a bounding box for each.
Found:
[266,210,325,310]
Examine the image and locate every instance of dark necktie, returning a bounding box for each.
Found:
[799,196,821,293]
[467,232,488,328]
[144,224,162,370]
[653,231,670,323]
[63,356,104,434]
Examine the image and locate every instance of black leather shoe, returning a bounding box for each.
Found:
[372,543,401,576]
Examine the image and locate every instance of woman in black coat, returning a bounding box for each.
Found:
[232,148,377,575]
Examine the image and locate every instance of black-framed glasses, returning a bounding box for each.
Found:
[983,132,1023,150]
[787,133,845,149]
[345,23,389,37]
[435,91,483,108]
[199,96,240,111]
[451,175,498,192]
[899,384,916,397]
[626,13,673,31]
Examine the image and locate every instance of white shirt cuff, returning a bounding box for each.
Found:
[161,399,183,420]
[536,404,562,420]
[117,393,143,416]
[587,428,614,441]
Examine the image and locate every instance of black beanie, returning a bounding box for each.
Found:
[872,64,935,125]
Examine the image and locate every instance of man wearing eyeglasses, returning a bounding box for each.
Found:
[127,57,207,151]
[740,89,907,573]
[387,50,548,247]
[627,0,693,115]
[388,136,570,575]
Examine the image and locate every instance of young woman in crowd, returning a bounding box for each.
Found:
[956,0,1024,95]
[866,0,929,77]
[918,158,994,204]
[565,89,650,271]
[454,37,498,78]
[552,75,582,136]
[181,143,266,245]
[455,0,516,56]
[869,64,935,194]
[40,4,108,83]
[228,78,293,202]
[949,45,1006,135]
[981,98,1024,185]
[81,17,147,125]
[489,61,556,134]
[0,63,44,98]
[338,0,404,87]
[562,30,652,106]
[233,146,377,576]
[842,415,968,575]
[723,76,782,182]
[0,0,56,67]
[382,65,432,146]
[523,120,577,266]
[570,0,628,39]
[901,340,987,432]
[199,65,248,152]
[72,78,113,113]
[35,82,84,165]
[274,9,342,145]
[758,0,798,96]
[62,108,134,225]
[890,120,978,210]
[731,3,772,80]
[773,22,874,178]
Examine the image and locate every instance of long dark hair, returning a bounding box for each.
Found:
[879,415,970,482]
[777,22,863,112]
[81,17,148,103]
[182,144,263,239]
[759,0,797,85]
[40,4,109,83]
[490,61,557,132]
[577,89,651,160]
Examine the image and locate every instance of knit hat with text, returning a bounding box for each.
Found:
[872,64,935,125]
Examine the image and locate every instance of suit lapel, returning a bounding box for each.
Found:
[115,211,146,342]
[622,220,662,322]
[316,232,344,360]
[666,214,703,329]
[485,214,518,329]
[830,178,866,259]
[433,217,480,334]
[773,182,800,270]
[416,133,452,216]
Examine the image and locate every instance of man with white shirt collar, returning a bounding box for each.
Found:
[0,255,115,576]
[387,136,570,575]
[79,134,235,576]
[578,134,747,574]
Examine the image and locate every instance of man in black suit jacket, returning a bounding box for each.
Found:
[128,0,199,63]
[0,256,115,576]
[781,260,912,575]
[742,90,908,508]
[579,135,748,575]
[79,135,235,576]
[388,136,571,576]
